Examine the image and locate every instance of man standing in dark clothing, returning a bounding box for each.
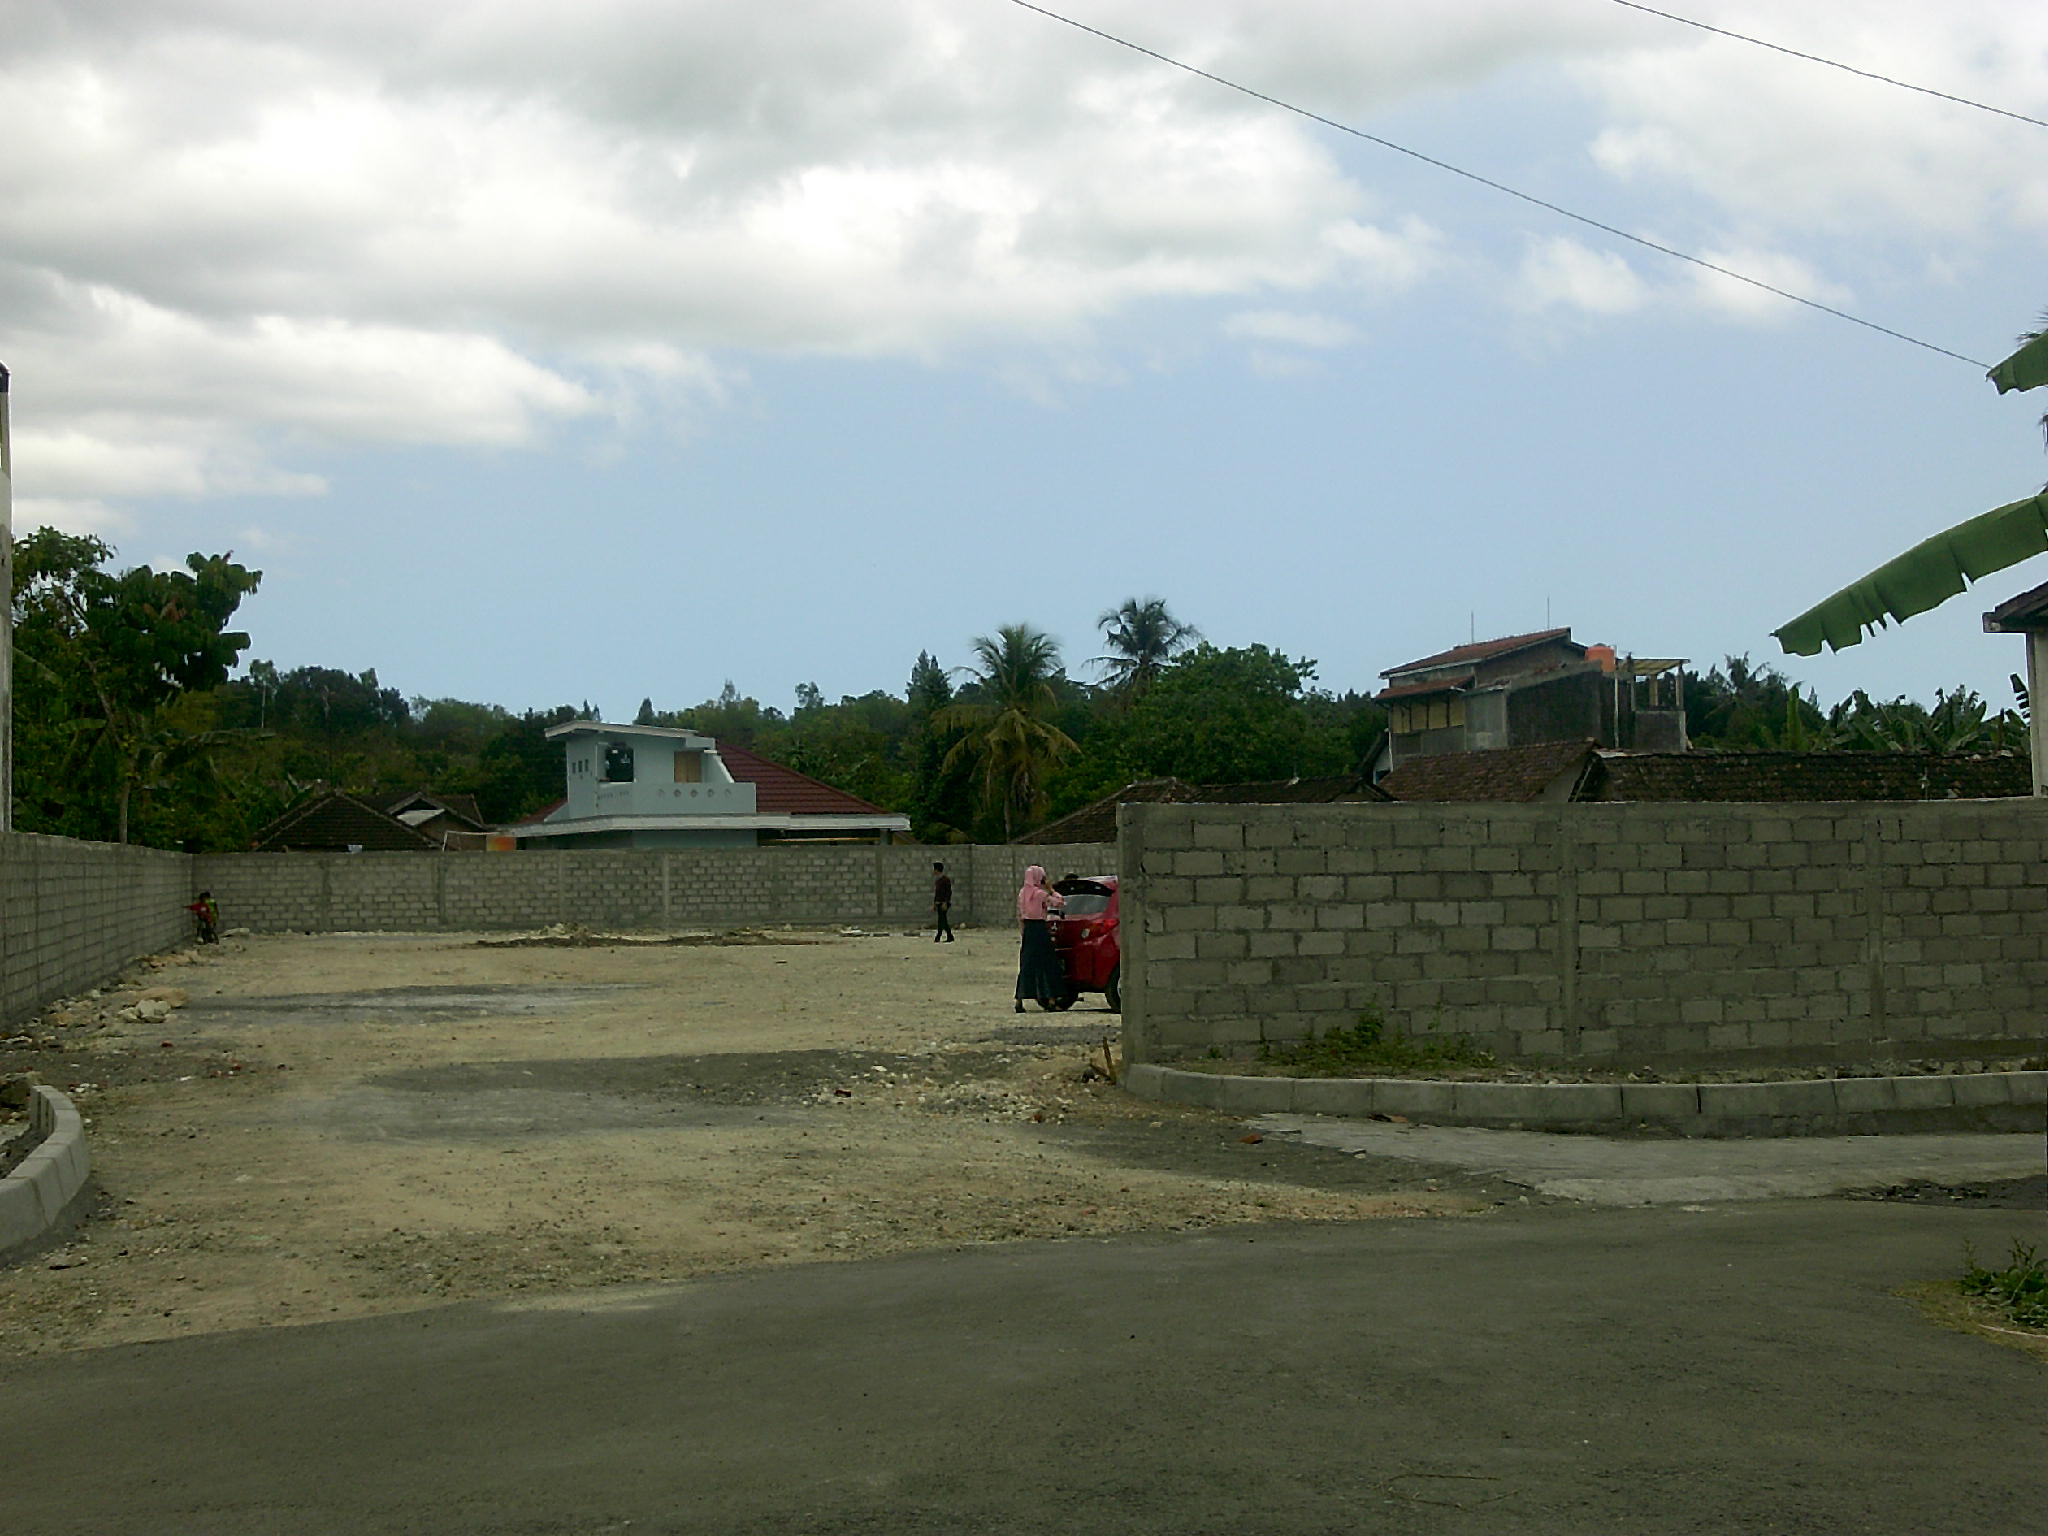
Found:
[931,862,955,943]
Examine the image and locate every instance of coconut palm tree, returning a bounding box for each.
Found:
[1093,597,1199,698]
[940,624,1078,839]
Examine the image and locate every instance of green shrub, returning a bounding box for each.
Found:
[1257,1006,1496,1077]
[1960,1240,2048,1330]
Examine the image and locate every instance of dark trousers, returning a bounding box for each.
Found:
[933,903,954,941]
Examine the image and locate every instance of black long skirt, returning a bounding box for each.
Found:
[1015,920,1063,1002]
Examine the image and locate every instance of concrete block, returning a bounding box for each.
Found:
[1121,1064,1168,1101]
[12,1149,73,1223]
[1451,1082,1551,1121]
[1950,1073,2016,1108]
[1829,1077,1898,1113]
[1215,1075,1296,1114]
[1166,1071,1227,1109]
[1619,1082,1701,1120]
[2008,1072,2047,1107]
[1530,1082,1624,1122]
[1294,1078,1376,1116]
[1697,1080,1826,1120]
[1368,1079,1457,1120]
[0,1177,50,1253]
[1891,1075,1957,1111]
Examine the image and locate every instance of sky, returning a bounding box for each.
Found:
[4,0,2047,722]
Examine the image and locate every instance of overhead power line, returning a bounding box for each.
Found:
[1003,0,1989,370]
[1607,0,2048,131]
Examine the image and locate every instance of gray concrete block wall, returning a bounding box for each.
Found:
[1120,800,2048,1067]
[192,843,1114,935]
[2,832,193,1028]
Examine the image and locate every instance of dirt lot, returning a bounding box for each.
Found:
[0,928,1544,1356]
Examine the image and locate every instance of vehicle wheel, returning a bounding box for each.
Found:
[1104,967,1120,1013]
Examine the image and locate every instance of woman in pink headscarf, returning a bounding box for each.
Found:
[1013,864,1066,1012]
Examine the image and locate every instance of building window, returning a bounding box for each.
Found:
[674,751,701,784]
[1392,697,1464,733]
[603,742,636,783]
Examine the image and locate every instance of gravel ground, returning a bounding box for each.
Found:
[0,929,1547,1356]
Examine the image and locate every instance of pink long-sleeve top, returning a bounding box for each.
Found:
[1016,866,1065,922]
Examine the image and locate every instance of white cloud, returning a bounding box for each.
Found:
[1683,246,1854,323]
[1515,237,1650,315]
[11,496,134,540]
[1224,310,1358,349]
[1,0,2041,521]
[1578,2,2048,240]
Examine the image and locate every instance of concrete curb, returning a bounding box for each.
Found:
[1123,1063,2048,1138]
[0,1087,94,1260]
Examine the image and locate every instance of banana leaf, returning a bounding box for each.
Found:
[1989,332,2048,394]
[1773,492,2048,655]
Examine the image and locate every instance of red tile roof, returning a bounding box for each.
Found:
[1378,740,1599,803]
[713,743,893,815]
[1381,628,1574,679]
[1024,774,1390,843]
[1584,751,2030,802]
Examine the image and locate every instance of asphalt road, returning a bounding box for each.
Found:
[8,1199,2044,1535]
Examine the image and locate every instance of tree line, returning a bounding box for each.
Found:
[6,530,2029,851]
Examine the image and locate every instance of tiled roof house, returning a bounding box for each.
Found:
[385,790,490,848]
[251,790,437,852]
[1373,743,2030,804]
[1025,774,1390,844]
[1376,739,1600,803]
[1373,627,1687,774]
[1582,750,2030,803]
[507,722,909,848]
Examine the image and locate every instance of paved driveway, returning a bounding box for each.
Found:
[1257,1115,2047,1204]
[6,1199,2043,1535]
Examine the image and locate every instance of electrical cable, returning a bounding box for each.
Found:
[1003,0,1990,369]
[1607,0,2048,131]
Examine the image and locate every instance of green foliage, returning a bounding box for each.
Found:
[672,680,785,748]
[1093,596,1199,699]
[1827,687,2026,754]
[1685,655,1827,748]
[1687,657,2026,756]
[1959,1240,2048,1330]
[1117,643,1357,784]
[938,624,1080,839]
[10,528,261,843]
[16,539,2022,854]
[1256,1006,1498,1077]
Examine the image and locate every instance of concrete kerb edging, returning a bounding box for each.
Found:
[1123,1063,2048,1138]
[0,1087,94,1260]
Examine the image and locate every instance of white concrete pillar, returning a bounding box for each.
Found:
[2,361,12,832]
[2030,629,2048,798]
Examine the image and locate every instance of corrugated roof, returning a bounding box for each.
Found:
[713,743,895,815]
[1585,751,2030,802]
[1381,628,1574,680]
[1378,740,1598,803]
[1983,577,2048,633]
